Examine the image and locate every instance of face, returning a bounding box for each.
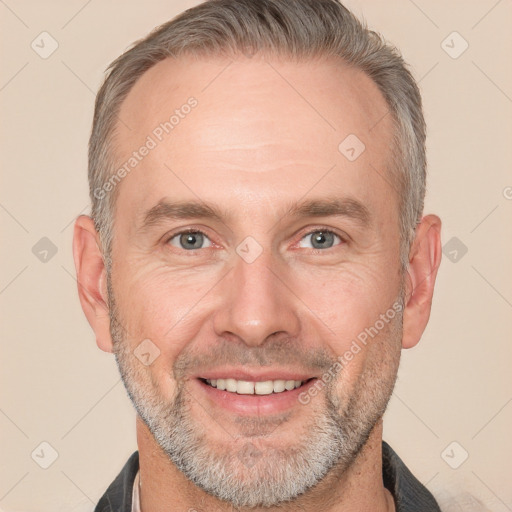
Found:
[108,54,404,508]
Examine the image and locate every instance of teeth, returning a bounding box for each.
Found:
[273,380,285,393]
[255,381,273,395]
[285,380,296,391]
[237,380,255,394]
[205,378,304,395]
[225,378,237,392]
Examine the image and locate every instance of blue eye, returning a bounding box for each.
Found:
[298,230,342,250]
[168,231,212,250]
[166,228,343,252]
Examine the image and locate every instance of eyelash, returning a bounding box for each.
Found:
[165,226,347,253]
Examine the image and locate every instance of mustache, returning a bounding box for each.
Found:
[172,337,337,379]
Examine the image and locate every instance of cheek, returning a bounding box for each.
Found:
[291,259,402,400]
[330,312,402,408]
[113,264,221,361]
[292,261,399,343]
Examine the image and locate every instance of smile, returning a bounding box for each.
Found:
[203,378,305,395]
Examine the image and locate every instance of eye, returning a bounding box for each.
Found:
[298,229,343,250]
[168,230,212,250]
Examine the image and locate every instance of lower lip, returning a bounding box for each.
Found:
[194,378,317,415]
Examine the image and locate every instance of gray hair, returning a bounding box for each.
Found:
[89,0,426,272]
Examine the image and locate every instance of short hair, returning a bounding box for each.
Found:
[89,0,426,272]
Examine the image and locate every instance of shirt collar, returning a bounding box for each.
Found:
[132,469,141,512]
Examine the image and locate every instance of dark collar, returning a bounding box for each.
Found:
[95,451,138,512]
[95,443,440,511]
[382,441,441,511]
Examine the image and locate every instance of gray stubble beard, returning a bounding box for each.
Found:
[108,281,402,509]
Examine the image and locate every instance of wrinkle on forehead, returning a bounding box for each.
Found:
[115,54,393,167]
[111,54,399,241]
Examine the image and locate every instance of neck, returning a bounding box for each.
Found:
[136,415,395,512]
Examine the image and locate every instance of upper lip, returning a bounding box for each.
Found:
[195,368,317,382]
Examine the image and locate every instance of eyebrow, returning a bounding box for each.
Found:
[141,200,227,229]
[140,196,371,231]
[287,197,371,227]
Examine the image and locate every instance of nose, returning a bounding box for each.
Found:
[212,249,301,347]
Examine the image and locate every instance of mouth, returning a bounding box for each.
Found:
[194,376,317,416]
[201,378,308,395]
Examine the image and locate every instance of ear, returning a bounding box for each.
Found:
[402,214,442,349]
[72,215,113,353]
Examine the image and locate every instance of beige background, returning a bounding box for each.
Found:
[1,1,511,511]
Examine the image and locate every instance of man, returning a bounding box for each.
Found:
[73,0,442,510]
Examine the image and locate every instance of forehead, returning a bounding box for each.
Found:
[113,54,396,227]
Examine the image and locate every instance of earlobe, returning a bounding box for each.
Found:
[73,215,114,353]
[402,214,442,349]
